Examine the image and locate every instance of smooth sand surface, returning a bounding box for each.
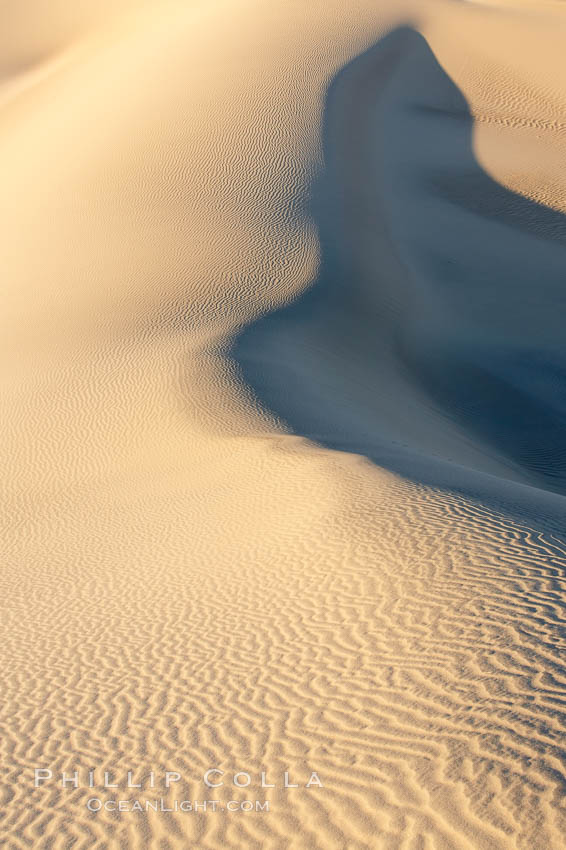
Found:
[2,1,566,847]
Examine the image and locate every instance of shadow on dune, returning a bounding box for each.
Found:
[233,27,566,498]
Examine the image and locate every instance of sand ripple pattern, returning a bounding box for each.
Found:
[2,459,566,849]
[2,1,566,848]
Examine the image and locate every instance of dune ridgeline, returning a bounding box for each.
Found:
[2,1,566,848]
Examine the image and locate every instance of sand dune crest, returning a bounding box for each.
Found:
[2,2,566,848]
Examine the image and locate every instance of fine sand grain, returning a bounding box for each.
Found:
[2,1,566,848]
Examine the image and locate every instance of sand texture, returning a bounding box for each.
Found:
[2,1,566,848]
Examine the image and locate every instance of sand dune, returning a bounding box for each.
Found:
[236,24,566,494]
[1,1,566,848]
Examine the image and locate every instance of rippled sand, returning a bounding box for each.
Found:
[2,1,566,848]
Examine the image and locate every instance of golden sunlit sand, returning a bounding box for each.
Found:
[2,1,566,848]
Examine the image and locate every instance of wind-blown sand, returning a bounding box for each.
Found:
[1,1,566,848]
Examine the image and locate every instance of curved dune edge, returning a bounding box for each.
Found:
[2,1,566,848]
[236,25,566,497]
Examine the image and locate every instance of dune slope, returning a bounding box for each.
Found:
[1,1,566,848]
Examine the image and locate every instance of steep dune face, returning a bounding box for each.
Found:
[236,25,566,493]
[386,29,566,492]
[2,2,566,849]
